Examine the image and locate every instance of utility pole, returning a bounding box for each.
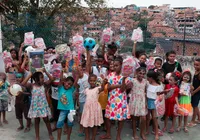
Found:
[183,11,186,56]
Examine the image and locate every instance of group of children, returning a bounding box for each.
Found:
[0,41,200,140]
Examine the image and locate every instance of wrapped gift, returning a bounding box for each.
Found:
[165,88,174,99]
[102,28,113,44]
[131,27,143,42]
[180,82,190,96]
[24,32,34,46]
[174,104,189,116]
[55,44,71,55]
[50,63,62,79]
[2,51,12,69]
[155,95,165,117]
[122,56,139,77]
[72,34,84,47]
[34,38,46,50]
[146,57,155,70]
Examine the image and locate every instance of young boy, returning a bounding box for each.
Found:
[13,73,31,132]
[57,72,76,140]
[0,72,9,126]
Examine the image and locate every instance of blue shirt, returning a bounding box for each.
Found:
[57,86,75,110]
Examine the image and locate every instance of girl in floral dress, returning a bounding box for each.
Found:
[102,56,132,140]
[22,69,54,140]
[129,67,147,140]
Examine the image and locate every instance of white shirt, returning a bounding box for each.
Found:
[92,66,107,77]
[147,83,163,99]
[77,73,89,103]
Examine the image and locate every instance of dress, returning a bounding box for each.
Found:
[179,82,192,116]
[80,87,103,127]
[129,78,147,116]
[165,84,179,116]
[105,72,131,120]
[28,85,51,118]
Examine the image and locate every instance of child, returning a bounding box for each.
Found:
[56,74,76,140]
[162,72,180,133]
[0,72,9,126]
[154,58,163,70]
[22,69,54,140]
[162,51,182,76]
[80,74,105,140]
[13,73,31,132]
[102,56,132,140]
[177,71,192,132]
[146,69,163,140]
[129,67,147,140]
[189,58,200,127]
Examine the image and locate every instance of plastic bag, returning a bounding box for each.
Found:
[50,63,62,79]
[2,51,12,69]
[174,104,189,116]
[24,32,34,46]
[122,56,139,77]
[101,28,113,44]
[131,27,143,42]
[34,38,46,50]
[68,110,76,122]
[165,88,174,99]
[155,95,165,117]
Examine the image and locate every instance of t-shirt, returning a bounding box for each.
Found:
[51,85,59,100]
[77,73,89,103]
[0,81,10,101]
[147,83,163,100]
[92,66,107,78]
[162,62,182,75]
[57,86,75,110]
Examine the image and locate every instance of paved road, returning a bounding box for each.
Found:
[0,111,200,140]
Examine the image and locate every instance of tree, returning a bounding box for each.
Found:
[1,0,106,49]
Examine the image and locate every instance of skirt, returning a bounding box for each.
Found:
[179,96,192,116]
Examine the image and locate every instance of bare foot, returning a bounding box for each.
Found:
[17,126,24,132]
[100,135,111,139]
[3,120,8,124]
[155,135,159,140]
[146,131,150,135]
[141,134,146,140]
[24,127,31,133]
[116,136,121,140]
[49,135,54,140]
[133,135,139,140]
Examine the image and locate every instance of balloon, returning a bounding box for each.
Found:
[83,37,96,50]
[10,84,22,96]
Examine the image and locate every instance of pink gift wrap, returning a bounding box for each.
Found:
[24,32,34,46]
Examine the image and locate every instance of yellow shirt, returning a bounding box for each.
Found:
[98,84,108,110]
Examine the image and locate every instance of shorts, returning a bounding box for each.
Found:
[15,103,30,120]
[56,110,73,128]
[191,94,200,107]
[0,99,8,112]
[79,102,85,113]
[147,98,156,110]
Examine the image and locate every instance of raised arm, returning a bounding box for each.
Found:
[21,73,32,86]
[18,43,24,64]
[44,68,54,85]
[132,41,137,57]
[102,43,106,58]
[86,49,91,74]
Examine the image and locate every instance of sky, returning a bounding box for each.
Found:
[107,0,200,9]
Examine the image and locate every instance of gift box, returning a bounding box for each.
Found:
[24,32,34,46]
[34,38,46,50]
[131,27,143,42]
[174,104,189,116]
[122,56,139,77]
[155,95,165,117]
[101,28,113,44]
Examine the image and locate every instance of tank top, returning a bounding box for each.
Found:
[193,73,200,95]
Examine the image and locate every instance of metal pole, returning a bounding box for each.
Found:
[183,11,186,55]
[0,14,2,53]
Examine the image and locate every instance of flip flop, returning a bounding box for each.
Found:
[168,129,174,134]
[100,135,111,139]
[195,120,200,124]
[24,127,30,133]
[188,123,197,128]
[183,127,189,133]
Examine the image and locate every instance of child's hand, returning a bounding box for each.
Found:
[120,77,127,92]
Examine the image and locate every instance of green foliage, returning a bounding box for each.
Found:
[1,0,106,49]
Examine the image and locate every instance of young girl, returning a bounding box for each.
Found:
[189,58,200,127]
[80,74,105,140]
[129,67,147,140]
[177,71,192,133]
[0,72,9,126]
[22,69,54,140]
[102,56,132,140]
[146,69,163,140]
[162,72,180,133]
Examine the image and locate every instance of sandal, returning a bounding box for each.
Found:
[100,135,111,139]
[151,130,163,136]
[24,127,30,133]
[176,127,181,132]
[17,126,24,132]
[188,123,197,128]
[183,127,189,133]
[195,120,200,124]
[162,127,167,132]
[168,128,174,134]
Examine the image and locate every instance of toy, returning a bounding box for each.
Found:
[83,37,96,50]
[10,84,22,96]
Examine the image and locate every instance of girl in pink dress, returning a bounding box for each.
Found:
[80,74,105,140]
